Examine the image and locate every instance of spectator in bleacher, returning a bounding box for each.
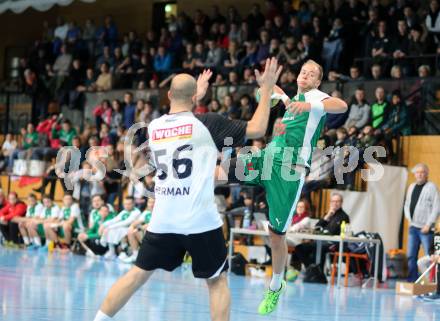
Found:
[93,99,112,130]
[83,18,96,54]
[66,21,81,44]
[1,133,17,170]
[240,41,258,67]
[256,30,270,65]
[52,119,77,146]
[78,203,115,257]
[110,99,123,133]
[381,90,411,136]
[408,24,427,70]
[223,41,242,70]
[99,196,141,260]
[0,192,27,246]
[25,194,61,251]
[67,59,86,109]
[98,123,113,146]
[425,0,440,48]
[295,192,350,269]
[182,43,196,71]
[334,127,348,148]
[95,62,113,91]
[371,86,389,129]
[358,125,376,148]
[203,39,223,68]
[43,193,82,250]
[98,15,118,48]
[322,18,345,73]
[153,46,172,73]
[247,4,265,38]
[9,123,38,171]
[404,163,440,282]
[120,197,154,263]
[81,68,97,92]
[24,69,50,120]
[390,65,403,79]
[344,88,370,130]
[95,46,112,70]
[392,20,410,69]
[371,20,392,61]
[53,44,72,88]
[277,36,300,68]
[370,63,383,80]
[17,194,43,247]
[122,92,136,129]
[418,64,431,78]
[54,17,69,42]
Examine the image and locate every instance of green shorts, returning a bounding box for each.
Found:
[37,224,46,238]
[58,220,80,239]
[238,150,306,234]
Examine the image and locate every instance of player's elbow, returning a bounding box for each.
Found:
[246,122,266,139]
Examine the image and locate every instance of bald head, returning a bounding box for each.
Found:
[169,74,197,108]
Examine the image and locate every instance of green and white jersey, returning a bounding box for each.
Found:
[60,203,81,220]
[26,203,43,218]
[103,208,142,229]
[267,89,329,167]
[38,204,61,220]
[88,208,101,229]
[139,210,152,224]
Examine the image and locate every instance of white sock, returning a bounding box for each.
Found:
[33,237,42,246]
[270,272,284,292]
[108,244,116,255]
[132,250,138,257]
[93,310,113,321]
[23,236,30,245]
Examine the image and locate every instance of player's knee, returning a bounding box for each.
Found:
[206,272,228,289]
[64,223,72,231]
[127,228,135,237]
[127,266,150,285]
[269,232,285,247]
[78,233,87,241]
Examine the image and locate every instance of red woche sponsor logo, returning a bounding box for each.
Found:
[152,124,193,141]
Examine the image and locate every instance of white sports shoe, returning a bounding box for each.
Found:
[86,249,97,258]
[120,254,137,264]
[104,251,117,260]
[118,252,128,260]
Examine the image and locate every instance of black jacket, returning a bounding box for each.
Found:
[316,208,350,235]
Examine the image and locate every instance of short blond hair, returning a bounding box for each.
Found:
[303,59,324,81]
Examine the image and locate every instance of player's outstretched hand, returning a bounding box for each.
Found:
[196,69,213,101]
[255,58,283,92]
[287,101,311,115]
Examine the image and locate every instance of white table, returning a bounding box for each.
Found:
[228,228,381,289]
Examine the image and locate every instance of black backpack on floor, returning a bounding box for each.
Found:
[303,264,328,284]
[231,253,248,276]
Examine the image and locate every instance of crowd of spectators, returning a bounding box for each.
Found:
[14,1,440,102]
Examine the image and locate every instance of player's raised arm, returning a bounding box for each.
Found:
[321,97,348,114]
[246,57,283,139]
[287,96,348,115]
[195,69,213,102]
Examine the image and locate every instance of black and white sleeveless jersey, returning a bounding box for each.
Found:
[147,112,247,234]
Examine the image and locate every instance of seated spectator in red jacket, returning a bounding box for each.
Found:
[93,99,113,130]
[0,192,27,245]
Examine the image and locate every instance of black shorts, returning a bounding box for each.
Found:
[135,227,228,279]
